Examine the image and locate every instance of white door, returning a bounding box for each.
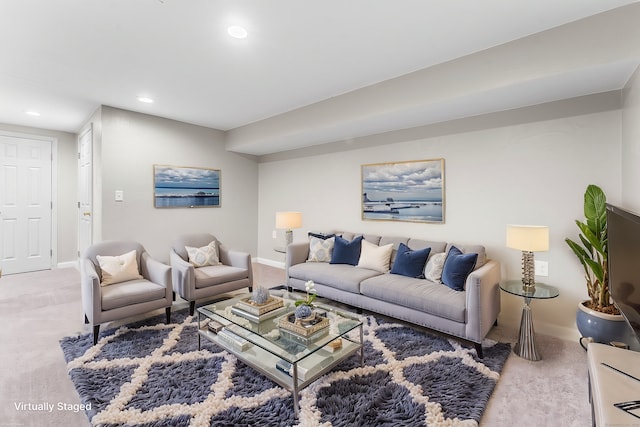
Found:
[77,126,93,259]
[0,134,53,274]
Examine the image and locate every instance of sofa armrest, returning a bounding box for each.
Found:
[219,246,250,268]
[170,248,195,299]
[464,259,502,343]
[140,251,172,296]
[80,258,101,323]
[285,242,310,280]
[219,246,253,287]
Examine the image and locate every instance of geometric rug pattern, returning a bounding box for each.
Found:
[60,308,511,427]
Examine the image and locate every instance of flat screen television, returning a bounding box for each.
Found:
[607,203,640,349]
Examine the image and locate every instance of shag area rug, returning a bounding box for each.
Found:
[60,308,510,427]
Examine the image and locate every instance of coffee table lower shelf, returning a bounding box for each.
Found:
[197,327,364,416]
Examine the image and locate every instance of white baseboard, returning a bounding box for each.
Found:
[500,313,580,342]
[255,257,285,269]
[57,260,79,270]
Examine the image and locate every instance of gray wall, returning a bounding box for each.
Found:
[94,106,259,262]
[0,123,77,265]
[256,93,624,340]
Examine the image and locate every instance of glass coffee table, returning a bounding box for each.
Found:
[197,291,364,416]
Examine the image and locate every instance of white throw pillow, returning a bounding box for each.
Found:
[307,236,335,262]
[357,240,393,273]
[424,252,446,283]
[185,241,220,267]
[97,250,143,286]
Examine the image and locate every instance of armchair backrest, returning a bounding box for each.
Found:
[172,233,218,262]
[83,240,146,281]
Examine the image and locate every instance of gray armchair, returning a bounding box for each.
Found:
[170,233,253,315]
[81,241,172,345]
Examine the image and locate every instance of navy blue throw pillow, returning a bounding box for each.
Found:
[330,235,363,266]
[308,232,335,240]
[441,246,478,291]
[390,243,431,278]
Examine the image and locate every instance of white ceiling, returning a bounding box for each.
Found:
[1,0,639,155]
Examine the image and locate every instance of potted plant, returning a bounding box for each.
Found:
[294,280,317,320]
[565,184,628,345]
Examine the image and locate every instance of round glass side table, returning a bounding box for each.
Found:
[500,280,559,361]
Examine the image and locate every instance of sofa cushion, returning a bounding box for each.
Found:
[331,235,363,266]
[441,246,478,291]
[360,274,467,323]
[390,243,431,278]
[357,240,393,273]
[194,265,249,289]
[307,234,335,262]
[446,243,486,269]
[424,252,446,282]
[407,238,447,255]
[288,263,380,293]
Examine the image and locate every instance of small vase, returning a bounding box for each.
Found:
[295,304,313,320]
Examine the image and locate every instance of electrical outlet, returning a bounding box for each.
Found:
[535,260,548,277]
[115,190,124,202]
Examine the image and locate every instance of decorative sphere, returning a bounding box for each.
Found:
[295,304,313,319]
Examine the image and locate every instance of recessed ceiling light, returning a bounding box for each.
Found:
[137,96,154,104]
[227,25,248,39]
[25,110,40,116]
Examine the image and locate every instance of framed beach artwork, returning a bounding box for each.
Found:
[361,159,445,223]
[153,165,221,208]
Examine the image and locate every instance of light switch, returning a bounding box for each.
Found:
[535,260,548,277]
[115,190,124,202]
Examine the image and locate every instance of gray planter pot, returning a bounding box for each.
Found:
[576,301,633,346]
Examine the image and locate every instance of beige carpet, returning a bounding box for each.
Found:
[0,265,591,426]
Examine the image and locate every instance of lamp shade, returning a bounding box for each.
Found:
[506,225,549,252]
[275,211,302,229]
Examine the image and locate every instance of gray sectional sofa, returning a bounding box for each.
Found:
[285,232,501,357]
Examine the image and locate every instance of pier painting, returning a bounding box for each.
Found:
[154,165,220,208]
[361,159,444,223]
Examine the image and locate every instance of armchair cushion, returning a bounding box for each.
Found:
[101,279,167,311]
[194,265,251,289]
[185,241,220,267]
[96,250,143,286]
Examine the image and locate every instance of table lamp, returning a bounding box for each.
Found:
[506,225,549,292]
[276,211,302,246]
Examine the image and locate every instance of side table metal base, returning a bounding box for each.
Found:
[514,303,541,361]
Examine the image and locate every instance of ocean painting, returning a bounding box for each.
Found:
[361,159,444,223]
[154,165,220,208]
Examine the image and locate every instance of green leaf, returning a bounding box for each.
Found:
[584,184,606,236]
[584,258,604,283]
[565,238,589,265]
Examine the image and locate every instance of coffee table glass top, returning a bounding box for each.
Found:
[198,291,362,364]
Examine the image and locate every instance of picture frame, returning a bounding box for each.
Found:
[361,159,445,223]
[153,165,221,208]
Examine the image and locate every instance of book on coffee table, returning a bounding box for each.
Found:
[231,305,287,323]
